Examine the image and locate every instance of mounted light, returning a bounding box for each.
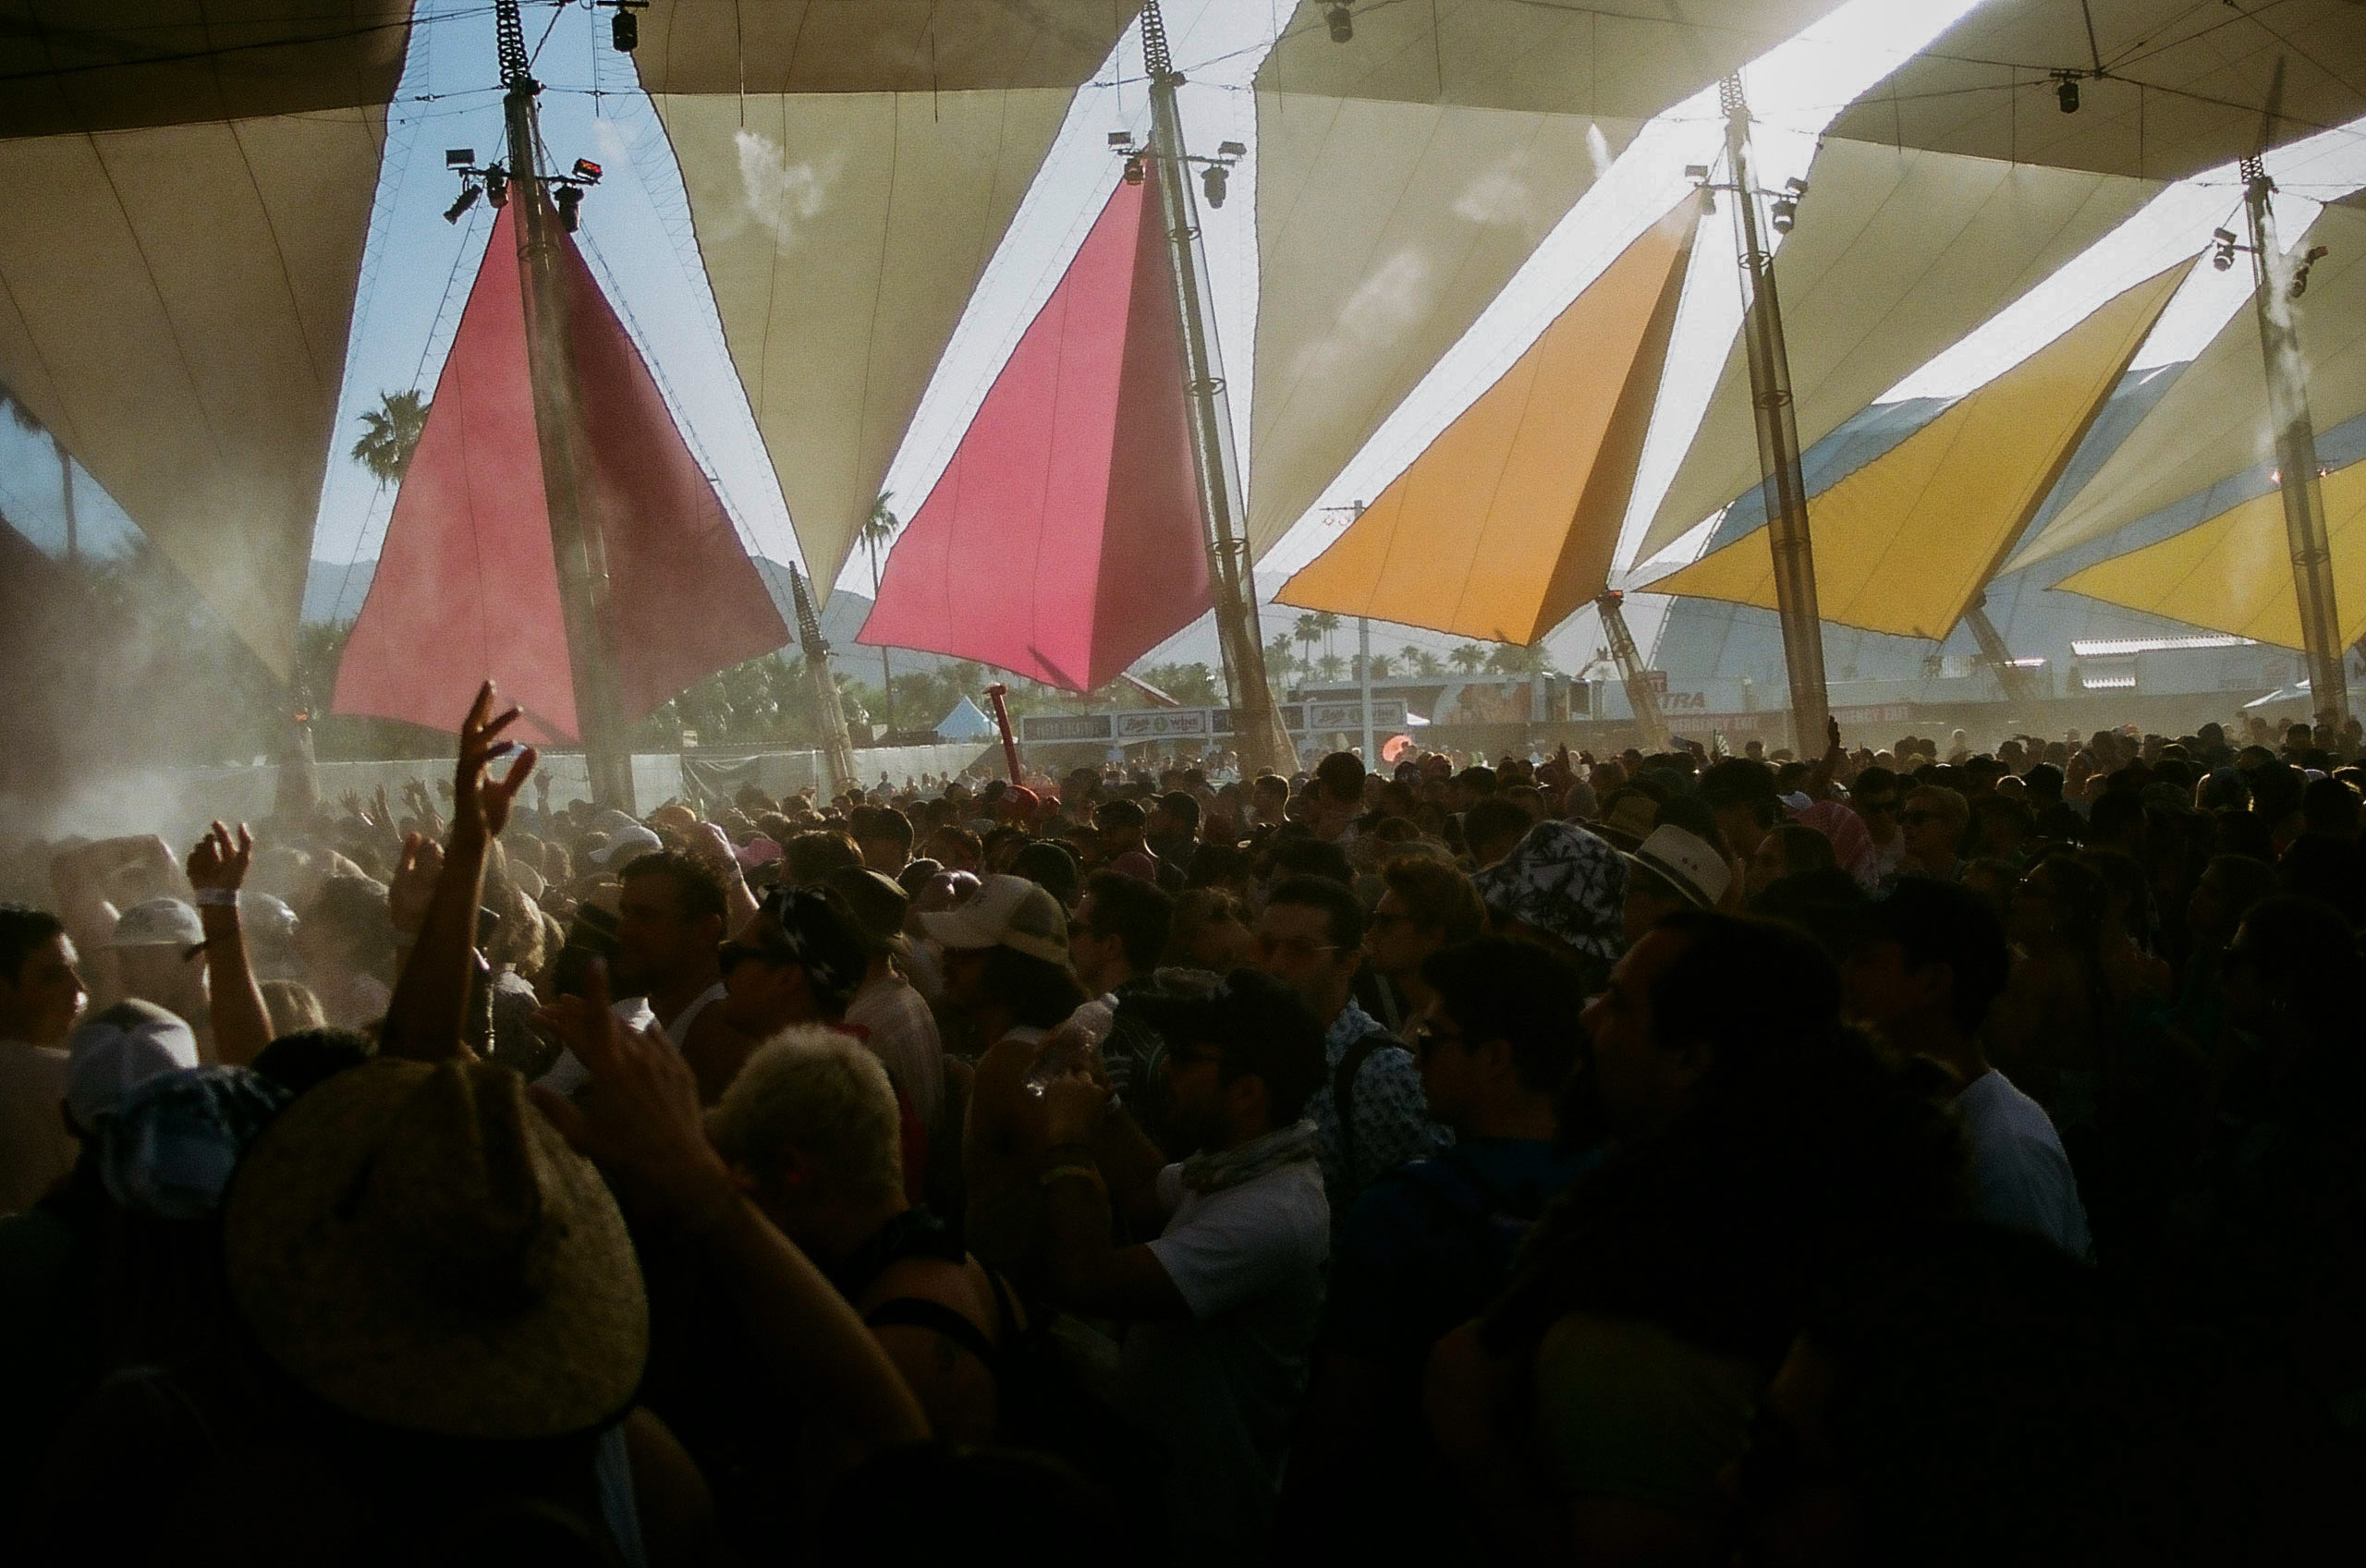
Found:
[2212,226,2239,272]
[1683,164,1711,181]
[1217,140,1247,159]
[445,148,475,168]
[444,184,481,224]
[1124,153,1145,186]
[1325,3,1353,43]
[612,7,637,52]
[2054,71,2079,114]
[1202,163,1228,207]
[1770,193,1799,233]
[555,184,582,231]
[485,164,509,208]
[1108,130,1133,148]
[2292,243,2329,298]
[572,158,604,184]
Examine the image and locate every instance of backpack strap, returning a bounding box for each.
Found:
[863,1296,1000,1370]
[1332,1031,1388,1185]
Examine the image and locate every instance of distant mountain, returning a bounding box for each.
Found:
[301,555,966,678]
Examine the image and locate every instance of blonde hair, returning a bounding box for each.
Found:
[707,1026,904,1208]
[261,978,329,1037]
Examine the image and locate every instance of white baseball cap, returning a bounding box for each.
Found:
[918,873,1069,966]
[66,999,201,1130]
[106,898,204,951]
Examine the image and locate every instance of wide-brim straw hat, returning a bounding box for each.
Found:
[225,1057,648,1440]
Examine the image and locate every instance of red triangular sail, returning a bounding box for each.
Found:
[334,202,787,742]
[856,166,1211,691]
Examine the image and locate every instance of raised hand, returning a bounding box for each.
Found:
[452,681,538,845]
[388,833,443,938]
[339,788,364,822]
[531,959,730,1219]
[185,820,254,894]
[372,783,393,829]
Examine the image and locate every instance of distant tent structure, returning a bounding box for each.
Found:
[1274,202,1693,645]
[1245,0,1847,558]
[2006,206,2366,574]
[0,1,415,678]
[630,1,1144,601]
[2054,458,2366,650]
[857,167,1211,692]
[333,204,788,743]
[1646,261,2191,640]
[1632,140,2159,563]
[934,696,997,743]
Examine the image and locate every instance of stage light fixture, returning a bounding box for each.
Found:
[445,148,475,168]
[555,184,583,231]
[2055,72,2079,114]
[2211,227,2238,272]
[572,158,604,184]
[1325,3,1352,43]
[613,7,637,52]
[444,184,481,224]
[486,165,508,207]
[1124,154,1145,186]
[1202,163,1227,208]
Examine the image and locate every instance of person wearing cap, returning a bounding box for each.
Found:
[1619,822,1732,944]
[852,805,916,875]
[713,886,872,1083]
[829,865,945,1136]
[104,897,211,1051]
[1844,880,2091,1259]
[1035,968,1331,1564]
[1093,797,1169,888]
[0,905,86,1213]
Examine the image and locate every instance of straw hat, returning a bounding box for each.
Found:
[225,1058,648,1439]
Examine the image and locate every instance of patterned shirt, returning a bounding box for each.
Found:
[1303,1001,1450,1226]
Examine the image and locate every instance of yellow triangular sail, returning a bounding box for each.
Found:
[1646,261,2190,641]
[1275,204,1694,645]
[2054,462,2366,651]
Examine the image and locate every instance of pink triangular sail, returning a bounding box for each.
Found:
[857,166,1211,691]
[334,202,787,742]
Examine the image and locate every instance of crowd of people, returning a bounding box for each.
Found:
[2,687,2361,1565]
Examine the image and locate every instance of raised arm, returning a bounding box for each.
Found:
[379,683,536,1062]
[531,966,930,1456]
[186,821,272,1065]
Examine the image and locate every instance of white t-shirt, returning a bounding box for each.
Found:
[846,972,945,1133]
[1121,1158,1330,1564]
[533,993,669,1099]
[1956,1068,2092,1259]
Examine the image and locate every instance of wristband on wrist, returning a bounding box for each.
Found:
[192,887,239,908]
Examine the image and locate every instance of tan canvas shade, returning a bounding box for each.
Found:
[1825,0,2366,180]
[2010,205,2366,573]
[1645,261,2191,641]
[634,4,1142,599]
[1246,0,1842,561]
[1634,139,2158,563]
[0,4,410,677]
[2054,460,2366,650]
[649,89,1073,599]
[1275,203,1693,645]
[1247,97,1641,556]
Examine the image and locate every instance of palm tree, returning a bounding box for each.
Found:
[1366,652,1394,681]
[1311,611,1343,662]
[1399,642,1424,668]
[860,492,899,730]
[1414,650,1444,678]
[1292,613,1323,668]
[351,389,431,489]
[1449,642,1486,675]
[1316,653,1346,684]
[1265,634,1299,688]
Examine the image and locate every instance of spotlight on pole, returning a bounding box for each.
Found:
[444,184,481,224]
[572,158,604,184]
[1325,3,1353,43]
[445,148,475,168]
[1124,153,1145,186]
[603,0,646,54]
[2054,70,2080,113]
[485,164,508,208]
[1108,130,1133,148]
[2292,244,2329,298]
[2212,226,2239,272]
[555,184,583,231]
[1202,164,1227,208]
[1769,174,1808,235]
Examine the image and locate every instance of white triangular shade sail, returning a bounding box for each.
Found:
[2010,205,2366,573]
[0,2,409,677]
[2054,460,2366,651]
[633,3,1140,602]
[1824,1,2366,180]
[1247,0,1842,560]
[647,90,1074,602]
[1646,262,2191,640]
[1635,140,2158,563]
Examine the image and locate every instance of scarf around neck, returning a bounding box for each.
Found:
[1178,1117,1323,1196]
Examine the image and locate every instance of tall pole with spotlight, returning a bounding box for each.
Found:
[458,0,635,806]
[2223,159,2348,724]
[1133,1,1298,778]
[1706,75,1828,752]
